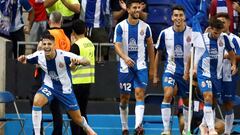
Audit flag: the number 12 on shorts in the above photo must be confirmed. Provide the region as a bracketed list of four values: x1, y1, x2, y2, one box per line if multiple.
[120, 83, 131, 91]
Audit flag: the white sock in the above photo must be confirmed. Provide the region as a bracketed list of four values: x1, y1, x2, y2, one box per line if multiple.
[32, 106, 42, 135]
[135, 101, 145, 129]
[119, 103, 129, 130]
[183, 105, 189, 132]
[161, 102, 171, 131]
[203, 104, 214, 130]
[224, 110, 234, 134]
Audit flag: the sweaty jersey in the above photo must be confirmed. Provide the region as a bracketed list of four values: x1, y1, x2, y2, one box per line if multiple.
[26, 49, 83, 94]
[155, 26, 192, 75]
[114, 19, 152, 73]
[223, 33, 240, 82]
[203, 32, 233, 79]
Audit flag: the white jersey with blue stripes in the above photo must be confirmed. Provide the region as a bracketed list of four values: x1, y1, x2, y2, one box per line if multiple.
[114, 19, 152, 73]
[223, 33, 240, 81]
[203, 32, 233, 79]
[155, 26, 192, 75]
[26, 49, 83, 94]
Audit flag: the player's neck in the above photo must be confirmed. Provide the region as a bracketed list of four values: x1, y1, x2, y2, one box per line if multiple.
[127, 17, 139, 25]
[173, 25, 185, 32]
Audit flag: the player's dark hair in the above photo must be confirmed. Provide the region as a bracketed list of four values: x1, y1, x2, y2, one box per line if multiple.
[72, 19, 85, 35]
[126, 0, 141, 8]
[42, 33, 55, 41]
[172, 5, 185, 13]
[209, 16, 224, 30]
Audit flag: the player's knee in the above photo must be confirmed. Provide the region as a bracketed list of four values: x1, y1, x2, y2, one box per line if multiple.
[135, 92, 144, 100]
[33, 94, 47, 107]
[120, 94, 130, 103]
[203, 92, 213, 103]
[120, 103, 128, 110]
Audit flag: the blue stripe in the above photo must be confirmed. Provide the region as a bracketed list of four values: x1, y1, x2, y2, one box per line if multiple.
[225, 110, 233, 115]
[209, 39, 218, 78]
[128, 21, 139, 61]
[46, 57, 62, 89]
[174, 30, 184, 74]
[32, 106, 42, 111]
[161, 103, 171, 108]
[136, 101, 144, 106]
[85, 0, 96, 27]
[64, 57, 72, 84]
[232, 38, 240, 55]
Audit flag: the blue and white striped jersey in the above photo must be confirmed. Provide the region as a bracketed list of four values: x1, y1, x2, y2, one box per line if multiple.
[203, 32, 233, 79]
[222, 33, 240, 81]
[155, 26, 192, 75]
[114, 19, 152, 73]
[80, 0, 110, 28]
[26, 49, 83, 94]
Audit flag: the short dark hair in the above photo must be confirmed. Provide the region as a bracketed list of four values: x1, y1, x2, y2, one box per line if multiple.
[72, 19, 85, 35]
[172, 5, 185, 13]
[216, 12, 230, 20]
[126, 0, 141, 8]
[209, 16, 224, 30]
[41, 34, 55, 41]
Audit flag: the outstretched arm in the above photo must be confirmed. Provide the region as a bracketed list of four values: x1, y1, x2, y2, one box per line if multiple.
[146, 37, 154, 81]
[17, 55, 27, 64]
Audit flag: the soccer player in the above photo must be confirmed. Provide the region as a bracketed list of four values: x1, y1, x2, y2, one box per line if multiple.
[216, 12, 240, 135]
[17, 34, 97, 135]
[197, 17, 237, 135]
[153, 5, 192, 135]
[113, 0, 154, 134]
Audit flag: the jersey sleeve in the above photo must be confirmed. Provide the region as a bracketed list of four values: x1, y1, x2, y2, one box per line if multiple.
[145, 25, 152, 39]
[223, 35, 234, 52]
[26, 51, 40, 64]
[232, 37, 240, 55]
[113, 24, 123, 43]
[155, 31, 165, 50]
[64, 51, 83, 65]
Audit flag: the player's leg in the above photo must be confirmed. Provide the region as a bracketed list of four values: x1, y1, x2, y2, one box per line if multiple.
[133, 69, 148, 135]
[68, 110, 96, 135]
[222, 77, 236, 135]
[161, 73, 175, 135]
[118, 71, 133, 134]
[198, 78, 216, 135]
[32, 86, 52, 135]
[176, 74, 190, 134]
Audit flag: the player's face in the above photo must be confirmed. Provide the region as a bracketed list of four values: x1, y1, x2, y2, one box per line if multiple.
[127, 3, 141, 20]
[42, 39, 55, 59]
[210, 27, 222, 39]
[217, 17, 230, 33]
[172, 10, 185, 27]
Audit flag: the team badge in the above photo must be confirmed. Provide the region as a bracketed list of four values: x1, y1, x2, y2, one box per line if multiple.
[201, 81, 206, 87]
[186, 36, 191, 43]
[219, 40, 223, 47]
[140, 29, 144, 36]
[59, 62, 64, 68]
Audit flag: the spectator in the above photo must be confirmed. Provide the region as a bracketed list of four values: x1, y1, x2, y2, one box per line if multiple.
[175, 0, 211, 32]
[210, 0, 240, 35]
[70, 19, 95, 135]
[80, 0, 110, 60]
[44, 0, 81, 38]
[0, 0, 34, 58]
[28, 0, 48, 46]
[114, 0, 154, 134]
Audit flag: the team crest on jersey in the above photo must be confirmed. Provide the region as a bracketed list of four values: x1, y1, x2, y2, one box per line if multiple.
[219, 40, 223, 47]
[140, 29, 144, 36]
[186, 36, 191, 43]
[59, 62, 64, 68]
[201, 81, 206, 87]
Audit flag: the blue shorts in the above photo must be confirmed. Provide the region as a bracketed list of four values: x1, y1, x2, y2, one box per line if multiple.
[118, 68, 148, 93]
[211, 78, 222, 98]
[37, 85, 79, 111]
[197, 76, 212, 93]
[222, 75, 238, 102]
[162, 73, 189, 98]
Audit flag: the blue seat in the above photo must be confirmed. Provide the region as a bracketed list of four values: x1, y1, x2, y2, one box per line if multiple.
[147, 5, 172, 24]
[147, 0, 175, 5]
[0, 91, 26, 135]
[149, 24, 169, 43]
